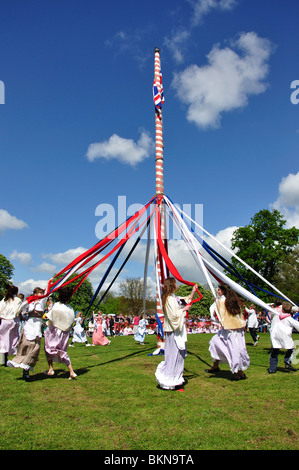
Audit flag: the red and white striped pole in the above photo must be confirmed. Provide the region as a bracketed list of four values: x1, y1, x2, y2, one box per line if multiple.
[154, 48, 167, 349]
[154, 47, 164, 196]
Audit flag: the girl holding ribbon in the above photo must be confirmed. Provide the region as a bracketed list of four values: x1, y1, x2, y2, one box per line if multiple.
[155, 277, 197, 391]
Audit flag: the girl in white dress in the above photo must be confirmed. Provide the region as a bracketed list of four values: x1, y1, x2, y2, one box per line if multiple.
[0, 285, 22, 365]
[134, 313, 148, 345]
[70, 313, 90, 346]
[155, 278, 197, 391]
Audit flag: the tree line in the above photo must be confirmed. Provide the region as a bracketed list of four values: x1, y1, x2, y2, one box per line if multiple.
[1, 209, 298, 313]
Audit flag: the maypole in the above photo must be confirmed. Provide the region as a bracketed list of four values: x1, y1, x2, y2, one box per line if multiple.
[153, 47, 168, 350]
[154, 47, 164, 197]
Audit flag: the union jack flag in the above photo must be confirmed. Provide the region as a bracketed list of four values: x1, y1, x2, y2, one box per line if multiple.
[153, 70, 165, 113]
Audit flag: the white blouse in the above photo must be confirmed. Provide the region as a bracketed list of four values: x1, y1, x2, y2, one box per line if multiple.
[0, 297, 22, 320]
[270, 315, 299, 349]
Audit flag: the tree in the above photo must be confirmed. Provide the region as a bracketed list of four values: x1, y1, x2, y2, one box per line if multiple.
[273, 245, 299, 305]
[0, 254, 14, 300]
[118, 277, 154, 316]
[230, 209, 299, 301]
[97, 292, 122, 316]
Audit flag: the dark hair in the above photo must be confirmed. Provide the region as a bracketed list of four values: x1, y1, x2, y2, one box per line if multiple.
[4, 285, 18, 301]
[58, 287, 73, 304]
[33, 287, 44, 295]
[218, 284, 241, 316]
[161, 277, 177, 310]
[282, 302, 292, 314]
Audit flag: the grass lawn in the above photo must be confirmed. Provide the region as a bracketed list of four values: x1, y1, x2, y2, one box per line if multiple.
[0, 332, 298, 451]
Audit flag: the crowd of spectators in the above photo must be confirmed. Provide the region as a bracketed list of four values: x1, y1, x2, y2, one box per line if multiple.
[84, 308, 275, 337]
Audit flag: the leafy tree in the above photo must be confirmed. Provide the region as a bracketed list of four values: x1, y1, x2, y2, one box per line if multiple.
[176, 282, 214, 317]
[274, 245, 299, 305]
[0, 254, 14, 300]
[230, 209, 299, 301]
[97, 292, 122, 316]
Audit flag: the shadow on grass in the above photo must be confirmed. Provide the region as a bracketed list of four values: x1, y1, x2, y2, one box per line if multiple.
[32, 345, 156, 381]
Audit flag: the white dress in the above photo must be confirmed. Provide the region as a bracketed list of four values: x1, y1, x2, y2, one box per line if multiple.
[134, 318, 148, 343]
[245, 308, 259, 329]
[155, 295, 188, 390]
[72, 316, 87, 343]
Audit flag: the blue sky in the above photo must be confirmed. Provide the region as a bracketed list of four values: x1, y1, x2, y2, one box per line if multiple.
[0, 0, 298, 297]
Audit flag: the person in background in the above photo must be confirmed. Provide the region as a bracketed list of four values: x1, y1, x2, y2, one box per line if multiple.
[133, 314, 139, 335]
[0, 285, 22, 366]
[108, 314, 115, 336]
[245, 304, 260, 346]
[134, 311, 148, 345]
[70, 312, 91, 347]
[92, 312, 111, 346]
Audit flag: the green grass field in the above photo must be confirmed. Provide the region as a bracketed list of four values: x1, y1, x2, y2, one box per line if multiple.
[1, 332, 298, 450]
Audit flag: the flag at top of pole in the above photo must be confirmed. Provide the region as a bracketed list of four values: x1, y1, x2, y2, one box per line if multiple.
[153, 47, 165, 116]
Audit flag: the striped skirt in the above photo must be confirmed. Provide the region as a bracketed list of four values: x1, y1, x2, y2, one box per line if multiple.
[7, 329, 41, 371]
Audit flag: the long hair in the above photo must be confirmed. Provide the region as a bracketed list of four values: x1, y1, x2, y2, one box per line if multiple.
[58, 287, 73, 305]
[161, 277, 177, 310]
[218, 284, 241, 316]
[4, 285, 18, 301]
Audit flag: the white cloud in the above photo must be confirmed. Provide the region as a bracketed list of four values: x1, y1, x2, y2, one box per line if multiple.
[43, 247, 88, 266]
[31, 262, 57, 274]
[164, 29, 191, 65]
[86, 130, 154, 167]
[0, 209, 28, 233]
[10, 250, 32, 265]
[172, 32, 273, 129]
[160, 224, 239, 286]
[271, 171, 299, 229]
[17, 279, 48, 297]
[164, 0, 239, 63]
[276, 171, 299, 208]
[190, 0, 238, 26]
[204, 226, 238, 260]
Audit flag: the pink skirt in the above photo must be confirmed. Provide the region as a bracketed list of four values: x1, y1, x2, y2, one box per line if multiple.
[92, 324, 110, 346]
[44, 324, 71, 365]
[209, 328, 250, 374]
[0, 318, 20, 355]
